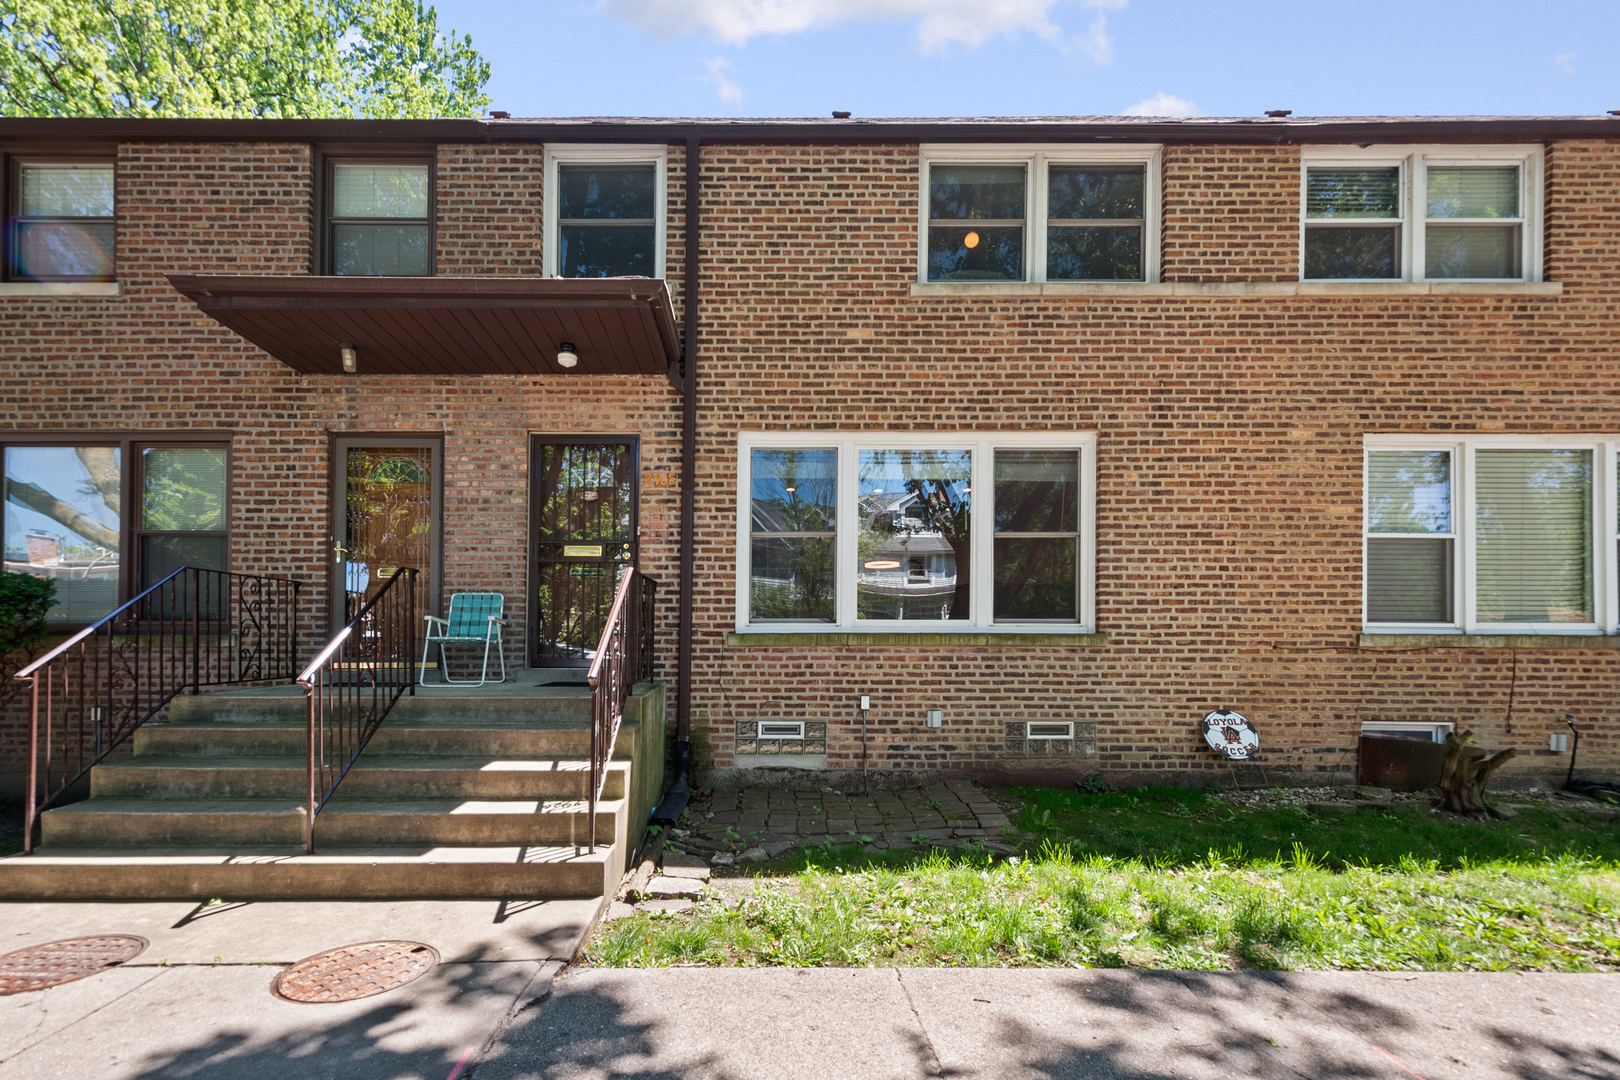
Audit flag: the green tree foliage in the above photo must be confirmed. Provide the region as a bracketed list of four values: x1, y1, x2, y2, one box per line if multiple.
[0, 0, 490, 118]
[1, 571, 55, 710]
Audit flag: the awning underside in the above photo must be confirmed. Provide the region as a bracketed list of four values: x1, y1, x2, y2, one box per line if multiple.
[168, 275, 681, 378]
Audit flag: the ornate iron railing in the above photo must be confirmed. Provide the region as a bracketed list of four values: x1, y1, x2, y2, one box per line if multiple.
[586, 569, 657, 854]
[299, 567, 417, 854]
[14, 567, 303, 854]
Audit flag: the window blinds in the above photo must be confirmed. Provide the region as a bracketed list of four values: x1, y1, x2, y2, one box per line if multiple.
[1474, 449, 1592, 624]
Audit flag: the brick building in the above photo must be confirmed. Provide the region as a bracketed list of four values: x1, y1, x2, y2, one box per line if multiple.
[4, 113, 1618, 797]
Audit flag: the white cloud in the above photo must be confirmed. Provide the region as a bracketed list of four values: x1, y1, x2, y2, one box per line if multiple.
[601, 0, 1127, 57]
[1553, 51, 1577, 76]
[705, 56, 745, 105]
[1123, 92, 1199, 118]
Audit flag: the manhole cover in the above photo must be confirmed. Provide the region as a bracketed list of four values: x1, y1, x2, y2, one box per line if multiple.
[271, 941, 439, 1003]
[0, 935, 148, 996]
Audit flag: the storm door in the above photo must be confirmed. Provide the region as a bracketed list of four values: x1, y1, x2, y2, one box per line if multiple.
[331, 437, 441, 633]
[530, 438, 637, 666]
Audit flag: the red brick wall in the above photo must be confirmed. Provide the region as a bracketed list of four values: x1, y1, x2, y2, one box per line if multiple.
[689, 139, 1620, 785]
[1160, 144, 1299, 282]
[4, 134, 1619, 792]
[0, 141, 686, 780]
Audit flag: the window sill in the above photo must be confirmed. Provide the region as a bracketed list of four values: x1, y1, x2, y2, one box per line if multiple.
[0, 281, 123, 298]
[726, 630, 1108, 648]
[908, 281, 1562, 299]
[1360, 632, 1620, 649]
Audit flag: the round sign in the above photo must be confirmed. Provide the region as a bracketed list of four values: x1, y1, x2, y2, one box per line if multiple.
[1202, 709, 1259, 760]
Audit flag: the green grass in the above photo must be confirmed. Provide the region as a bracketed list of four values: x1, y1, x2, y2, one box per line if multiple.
[1008, 785, 1620, 869]
[593, 786, 1620, 972]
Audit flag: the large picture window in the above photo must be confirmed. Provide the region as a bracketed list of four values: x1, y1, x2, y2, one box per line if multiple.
[1302, 146, 1542, 283]
[3, 438, 229, 625]
[919, 145, 1160, 284]
[1364, 437, 1614, 634]
[737, 433, 1096, 633]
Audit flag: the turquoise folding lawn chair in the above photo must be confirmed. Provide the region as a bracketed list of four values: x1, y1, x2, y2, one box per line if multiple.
[420, 592, 507, 686]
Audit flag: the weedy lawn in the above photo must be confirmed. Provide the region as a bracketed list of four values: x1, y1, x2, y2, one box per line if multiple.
[593, 786, 1620, 972]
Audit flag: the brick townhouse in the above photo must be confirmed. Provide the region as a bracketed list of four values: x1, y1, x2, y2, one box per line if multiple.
[4, 112, 1619, 801]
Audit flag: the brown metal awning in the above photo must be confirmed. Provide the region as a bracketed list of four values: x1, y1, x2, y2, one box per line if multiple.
[167, 275, 681, 378]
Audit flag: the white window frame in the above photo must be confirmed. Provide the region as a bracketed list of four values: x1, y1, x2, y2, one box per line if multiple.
[542, 144, 668, 279]
[1363, 434, 1617, 635]
[1302, 146, 1543, 284]
[917, 144, 1162, 285]
[736, 430, 1098, 634]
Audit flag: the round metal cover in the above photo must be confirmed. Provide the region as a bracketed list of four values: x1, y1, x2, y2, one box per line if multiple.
[271, 941, 439, 1004]
[0, 935, 148, 996]
[1202, 709, 1260, 760]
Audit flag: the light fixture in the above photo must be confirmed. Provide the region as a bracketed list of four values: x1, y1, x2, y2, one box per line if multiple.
[339, 342, 358, 373]
[963, 231, 980, 249]
[872, 488, 884, 494]
[784, 486, 796, 494]
[864, 560, 901, 570]
[556, 341, 578, 369]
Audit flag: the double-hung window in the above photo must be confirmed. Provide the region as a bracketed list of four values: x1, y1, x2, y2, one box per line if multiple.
[3, 438, 229, 626]
[543, 145, 666, 278]
[6, 160, 116, 282]
[325, 160, 432, 276]
[1302, 147, 1542, 282]
[1364, 436, 1620, 634]
[919, 145, 1161, 284]
[738, 432, 1096, 633]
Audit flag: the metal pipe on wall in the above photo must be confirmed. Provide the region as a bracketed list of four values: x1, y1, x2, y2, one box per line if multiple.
[673, 137, 700, 782]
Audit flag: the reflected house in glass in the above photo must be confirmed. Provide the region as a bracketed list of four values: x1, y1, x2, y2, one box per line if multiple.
[857, 491, 960, 621]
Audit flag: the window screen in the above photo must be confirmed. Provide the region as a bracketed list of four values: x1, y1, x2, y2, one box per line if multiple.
[749, 449, 836, 622]
[557, 164, 657, 278]
[1304, 167, 1401, 280]
[927, 165, 1026, 282]
[1046, 166, 1144, 281]
[994, 448, 1080, 620]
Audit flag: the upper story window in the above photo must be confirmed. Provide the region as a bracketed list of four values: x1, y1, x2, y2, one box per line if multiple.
[326, 161, 432, 276]
[543, 145, 666, 278]
[6, 161, 115, 282]
[919, 145, 1161, 284]
[1302, 146, 1542, 282]
[1364, 436, 1616, 635]
[737, 431, 1097, 633]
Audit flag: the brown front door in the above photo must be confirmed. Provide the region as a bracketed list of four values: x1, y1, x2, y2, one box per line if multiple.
[331, 436, 441, 632]
[529, 437, 637, 667]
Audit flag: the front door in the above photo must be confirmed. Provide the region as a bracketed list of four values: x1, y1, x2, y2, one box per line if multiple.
[331, 437, 441, 632]
[530, 437, 637, 666]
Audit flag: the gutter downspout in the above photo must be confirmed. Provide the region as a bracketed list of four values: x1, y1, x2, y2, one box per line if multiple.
[656, 136, 699, 822]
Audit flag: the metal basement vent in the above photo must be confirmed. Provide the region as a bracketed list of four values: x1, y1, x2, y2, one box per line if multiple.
[757, 721, 806, 740]
[1027, 722, 1074, 740]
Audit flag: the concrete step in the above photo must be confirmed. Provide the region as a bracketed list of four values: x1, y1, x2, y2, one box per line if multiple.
[168, 690, 592, 727]
[0, 845, 619, 900]
[93, 755, 630, 801]
[42, 795, 622, 847]
[135, 722, 625, 761]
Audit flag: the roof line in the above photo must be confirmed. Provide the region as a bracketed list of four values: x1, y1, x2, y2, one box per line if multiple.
[2, 115, 1618, 145]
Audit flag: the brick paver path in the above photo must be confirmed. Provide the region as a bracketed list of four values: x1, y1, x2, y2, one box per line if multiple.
[675, 780, 1014, 852]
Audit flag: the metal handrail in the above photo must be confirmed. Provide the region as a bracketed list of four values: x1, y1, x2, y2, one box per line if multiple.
[585, 569, 658, 854]
[14, 567, 303, 853]
[299, 567, 417, 854]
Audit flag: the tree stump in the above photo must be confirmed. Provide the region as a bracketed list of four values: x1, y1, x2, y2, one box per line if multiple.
[1438, 729, 1516, 814]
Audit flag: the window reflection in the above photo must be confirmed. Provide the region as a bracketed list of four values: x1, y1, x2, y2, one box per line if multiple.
[750, 449, 836, 622]
[858, 449, 971, 621]
[3, 446, 121, 622]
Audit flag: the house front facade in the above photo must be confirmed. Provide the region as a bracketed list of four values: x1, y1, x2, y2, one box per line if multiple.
[3, 113, 1618, 795]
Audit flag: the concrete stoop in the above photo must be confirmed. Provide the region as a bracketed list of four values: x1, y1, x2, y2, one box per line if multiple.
[0, 680, 669, 902]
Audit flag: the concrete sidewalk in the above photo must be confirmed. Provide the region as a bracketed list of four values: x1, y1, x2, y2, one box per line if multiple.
[4, 897, 1617, 1079]
[476, 967, 1620, 1080]
[0, 897, 599, 1080]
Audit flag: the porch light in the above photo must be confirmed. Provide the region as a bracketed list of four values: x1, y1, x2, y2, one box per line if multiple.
[557, 342, 578, 369]
[340, 342, 358, 373]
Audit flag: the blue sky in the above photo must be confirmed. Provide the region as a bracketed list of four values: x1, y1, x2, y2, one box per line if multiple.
[431, 1, 1619, 120]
